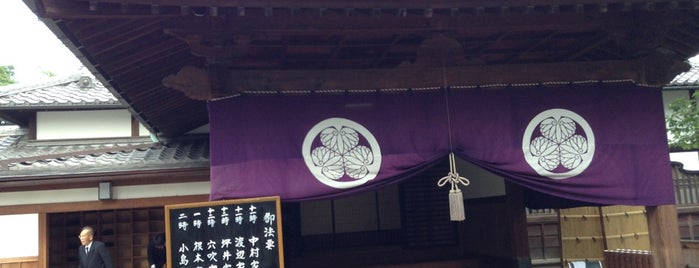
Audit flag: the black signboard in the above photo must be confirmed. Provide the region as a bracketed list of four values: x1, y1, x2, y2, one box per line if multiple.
[165, 196, 284, 268]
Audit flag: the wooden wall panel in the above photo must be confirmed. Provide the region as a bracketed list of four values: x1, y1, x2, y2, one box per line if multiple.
[560, 207, 605, 263]
[561, 205, 653, 266]
[601, 206, 650, 251]
[0, 256, 38, 268]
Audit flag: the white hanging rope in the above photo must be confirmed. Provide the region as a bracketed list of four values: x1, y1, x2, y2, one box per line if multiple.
[437, 153, 471, 191]
[437, 153, 470, 221]
[436, 63, 471, 222]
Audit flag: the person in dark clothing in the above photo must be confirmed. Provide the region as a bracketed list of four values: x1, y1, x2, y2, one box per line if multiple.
[148, 233, 166, 268]
[78, 226, 114, 268]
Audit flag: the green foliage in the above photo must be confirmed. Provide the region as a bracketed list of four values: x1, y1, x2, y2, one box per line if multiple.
[0, 65, 15, 86]
[666, 91, 699, 150]
[41, 70, 56, 78]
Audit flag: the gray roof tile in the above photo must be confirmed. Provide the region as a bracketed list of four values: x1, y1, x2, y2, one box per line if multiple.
[669, 56, 699, 87]
[0, 133, 210, 178]
[0, 74, 121, 108]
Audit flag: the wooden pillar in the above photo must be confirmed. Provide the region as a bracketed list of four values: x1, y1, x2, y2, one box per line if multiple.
[131, 117, 140, 137]
[646, 205, 683, 268]
[461, 181, 532, 267]
[39, 212, 47, 268]
[505, 182, 533, 268]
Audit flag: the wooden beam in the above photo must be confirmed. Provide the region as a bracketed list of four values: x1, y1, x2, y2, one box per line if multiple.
[226, 60, 647, 93]
[38, 0, 699, 15]
[0, 194, 209, 215]
[39, 0, 699, 22]
[0, 167, 209, 192]
[646, 205, 683, 268]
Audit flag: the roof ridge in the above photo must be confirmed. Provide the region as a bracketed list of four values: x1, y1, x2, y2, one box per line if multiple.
[0, 74, 84, 98]
[0, 73, 121, 108]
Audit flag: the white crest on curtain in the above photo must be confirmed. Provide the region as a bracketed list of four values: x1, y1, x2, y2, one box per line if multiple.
[522, 108, 595, 179]
[302, 117, 382, 188]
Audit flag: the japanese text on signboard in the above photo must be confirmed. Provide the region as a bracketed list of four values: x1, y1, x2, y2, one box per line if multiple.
[166, 197, 283, 268]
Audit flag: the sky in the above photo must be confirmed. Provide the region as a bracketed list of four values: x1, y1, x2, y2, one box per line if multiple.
[0, 0, 84, 83]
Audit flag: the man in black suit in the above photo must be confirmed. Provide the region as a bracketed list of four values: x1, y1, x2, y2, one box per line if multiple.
[78, 226, 114, 268]
[147, 233, 166, 268]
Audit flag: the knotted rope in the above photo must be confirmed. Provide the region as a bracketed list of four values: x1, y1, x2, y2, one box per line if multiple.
[437, 153, 471, 191]
[436, 62, 470, 221]
[437, 153, 470, 221]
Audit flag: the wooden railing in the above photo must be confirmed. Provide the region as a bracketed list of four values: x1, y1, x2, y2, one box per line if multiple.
[683, 240, 699, 268]
[673, 162, 699, 206]
[0, 256, 38, 268]
[527, 208, 556, 216]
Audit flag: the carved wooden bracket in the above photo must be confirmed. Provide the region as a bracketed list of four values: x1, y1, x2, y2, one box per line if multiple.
[162, 66, 211, 100]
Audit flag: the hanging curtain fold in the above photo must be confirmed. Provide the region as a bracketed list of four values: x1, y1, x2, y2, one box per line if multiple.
[208, 82, 675, 207]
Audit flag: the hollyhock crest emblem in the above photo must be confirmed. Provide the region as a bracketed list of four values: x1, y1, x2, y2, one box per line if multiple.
[522, 109, 595, 179]
[302, 118, 382, 188]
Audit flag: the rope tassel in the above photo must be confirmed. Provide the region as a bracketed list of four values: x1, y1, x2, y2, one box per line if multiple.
[438, 153, 470, 221]
[448, 189, 465, 221]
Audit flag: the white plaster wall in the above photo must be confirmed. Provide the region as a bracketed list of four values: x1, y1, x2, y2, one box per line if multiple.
[138, 123, 150, 137]
[0, 214, 38, 258]
[36, 109, 132, 140]
[0, 181, 210, 207]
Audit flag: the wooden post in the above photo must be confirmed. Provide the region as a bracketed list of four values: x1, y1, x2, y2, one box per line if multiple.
[646, 205, 683, 268]
[39, 212, 47, 268]
[505, 182, 533, 268]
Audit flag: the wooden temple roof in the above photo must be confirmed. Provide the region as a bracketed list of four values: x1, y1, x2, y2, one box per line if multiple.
[23, 0, 699, 138]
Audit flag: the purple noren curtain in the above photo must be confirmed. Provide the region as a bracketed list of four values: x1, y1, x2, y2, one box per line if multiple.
[208, 82, 675, 207]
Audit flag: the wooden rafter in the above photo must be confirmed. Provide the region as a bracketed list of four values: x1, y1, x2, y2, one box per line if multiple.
[38, 0, 699, 19]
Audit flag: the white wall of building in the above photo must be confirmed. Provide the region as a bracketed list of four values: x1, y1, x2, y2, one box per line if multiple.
[0, 214, 38, 258]
[0, 182, 210, 207]
[0, 182, 209, 259]
[138, 123, 150, 137]
[37, 109, 137, 140]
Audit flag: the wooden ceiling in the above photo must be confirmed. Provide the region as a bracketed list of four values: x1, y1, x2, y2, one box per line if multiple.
[26, 0, 699, 138]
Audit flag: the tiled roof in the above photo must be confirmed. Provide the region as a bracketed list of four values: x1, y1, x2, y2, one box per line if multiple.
[0, 73, 209, 179]
[0, 73, 121, 108]
[0, 133, 210, 178]
[0, 135, 21, 151]
[669, 55, 699, 87]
